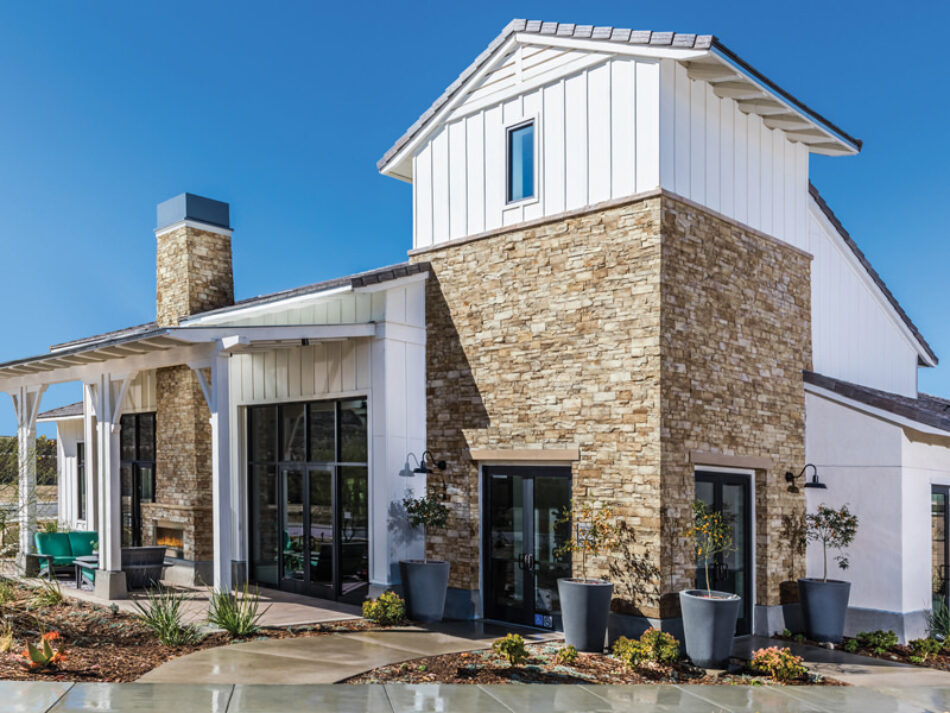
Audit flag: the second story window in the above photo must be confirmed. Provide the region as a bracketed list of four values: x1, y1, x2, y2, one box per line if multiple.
[507, 121, 535, 203]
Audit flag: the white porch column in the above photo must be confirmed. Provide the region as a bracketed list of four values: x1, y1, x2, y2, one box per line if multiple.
[87, 372, 135, 599]
[82, 384, 98, 530]
[11, 385, 46, 572]
[193, 353, 232, 593]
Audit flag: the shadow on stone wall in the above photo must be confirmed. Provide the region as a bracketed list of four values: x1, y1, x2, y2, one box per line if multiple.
[609, 520, 662, 618]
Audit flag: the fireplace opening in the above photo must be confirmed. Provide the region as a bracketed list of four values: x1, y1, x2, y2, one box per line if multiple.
[154, 522, 184, 559]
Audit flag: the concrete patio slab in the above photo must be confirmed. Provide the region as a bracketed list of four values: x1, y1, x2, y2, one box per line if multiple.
[227, 683, 391, 713]
[0, 681, 73, 713]
[47, 683, 233, 713]
[384, 684, 513, 713]
[779, 684, 947, 713]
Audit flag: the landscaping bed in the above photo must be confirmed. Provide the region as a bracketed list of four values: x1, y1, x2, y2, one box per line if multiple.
[345, 641, 844, 686]
[0, 577, 380, 682]
[777, 629, 950, 671]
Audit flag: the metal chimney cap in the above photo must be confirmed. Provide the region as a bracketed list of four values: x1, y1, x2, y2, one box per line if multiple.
[157, 193, 230, 231]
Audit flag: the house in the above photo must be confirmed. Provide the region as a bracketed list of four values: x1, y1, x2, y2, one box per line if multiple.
[6, 19, 945, 640]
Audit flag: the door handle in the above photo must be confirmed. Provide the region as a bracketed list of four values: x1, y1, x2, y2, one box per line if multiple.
[517, 553, 525, 570]
[524, 553, 535, 571]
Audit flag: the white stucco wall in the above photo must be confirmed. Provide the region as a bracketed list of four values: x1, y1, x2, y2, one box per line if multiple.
[53, 419, 84, 530]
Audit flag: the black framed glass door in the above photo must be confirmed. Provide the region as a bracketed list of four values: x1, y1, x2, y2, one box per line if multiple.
[933, 486, 949, 611]
[120, 413, 156, 547]
[695, 471, 753, 635]
[248, 398, 368, 603]
[483, 466, 571, 629]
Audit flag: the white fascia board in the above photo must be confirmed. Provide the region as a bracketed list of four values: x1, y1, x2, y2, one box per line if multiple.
[808, 199, 934, 367]
[37, 414, 83, 424]
[806, 382, 950, 437]
[169, 324, 377, 343]
[154, 219, 233, 238]
[353, 271, 429, 294]
[516, 34, 708, 61]
[178, 285, 352, 326]
[708, 47, 858, 155]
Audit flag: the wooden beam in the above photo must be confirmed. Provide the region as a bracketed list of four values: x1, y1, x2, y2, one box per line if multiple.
[711, 81, 764, 100]
[763, 116, 813, 131]
[736, 99, 787, 115]
[685, 62, 737, 82]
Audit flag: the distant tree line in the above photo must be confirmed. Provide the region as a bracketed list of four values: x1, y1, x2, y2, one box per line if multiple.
[0, 435, 57, 485]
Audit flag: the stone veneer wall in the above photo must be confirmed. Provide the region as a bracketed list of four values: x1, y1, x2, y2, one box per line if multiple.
[410, 191, 811, 620]
[148, 223, 233, 565]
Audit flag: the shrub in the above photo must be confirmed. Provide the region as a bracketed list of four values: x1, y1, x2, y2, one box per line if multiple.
[639, 628, 681, 664]
[612, 636, 648, 669]
[910, 637, 942, 662]
[208, 583, 267, 637]
[842, 638, 860, 654]
[402, 494, 449, 563]
[928, 599, 950, 642]
[749, 646, 808, 682]
[133, 586, 200, 646]
[554, 502, 621, 581]
[554, 645, 578, 665]
[804, 504, 858, 581]
[686, 500, 735, 597]
[30, 579, 63, 608]
[18, 631, 66, 671]
[0, 620, 14, 653]
[492, 633, 528, 666]
[855, 630, 898, 655]
[0, 578, 17, 605]
[362, 590, 406, 625]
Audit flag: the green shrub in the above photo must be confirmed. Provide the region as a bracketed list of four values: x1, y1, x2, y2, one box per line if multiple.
[362, 590, 406, 625]
[208, 583, 267, 637]
[639, 628, 681, 664]
[856, 630, 898, 655]
[842, 638, 860, 654]
[554, 645, 578, 665]
[749, 646, 808, 682]
[612, 636, 648, 669]
[30, 579, 63, 608]
[133, 586, 200, 646]
[909, 637, 942, 662]
[0, 578, 17, 605]
[928, 600, 950, 642]
[492, 633, 528, 666]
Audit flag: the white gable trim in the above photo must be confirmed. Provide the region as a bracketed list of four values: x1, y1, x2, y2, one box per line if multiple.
[806, 382, 950, 437]
[808, 197, 934, 367]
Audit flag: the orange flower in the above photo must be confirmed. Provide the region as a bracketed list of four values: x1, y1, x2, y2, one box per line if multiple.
[42, 631, 60, 641]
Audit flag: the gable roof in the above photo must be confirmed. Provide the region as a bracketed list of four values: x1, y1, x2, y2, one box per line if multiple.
[808, 184, 937, 366]
[378, 18, 861, 177]
[37, 401, 83, 422]
[805, 371, 950, 434]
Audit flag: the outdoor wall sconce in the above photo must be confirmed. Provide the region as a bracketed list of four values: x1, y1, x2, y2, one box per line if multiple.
[412, 450, 447, 475]
[785, 463, 826, 492]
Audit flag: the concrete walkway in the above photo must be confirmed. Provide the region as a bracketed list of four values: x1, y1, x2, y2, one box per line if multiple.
[140, 621, 558, 684]
[7, 681, 950, 712]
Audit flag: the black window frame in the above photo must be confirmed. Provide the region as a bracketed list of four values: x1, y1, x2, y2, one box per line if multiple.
[119, 412, 156, 547]
[76, 441, 86, 522]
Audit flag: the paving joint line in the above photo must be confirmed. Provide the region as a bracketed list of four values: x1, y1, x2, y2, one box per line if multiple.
[43, 682, 74, 713]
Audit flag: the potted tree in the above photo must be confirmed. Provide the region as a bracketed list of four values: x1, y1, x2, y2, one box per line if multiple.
[680, 500, 741, 669]
[798, 503, 858, 643]
[399, 492, 450, 623]
[556, 502, 620, 652]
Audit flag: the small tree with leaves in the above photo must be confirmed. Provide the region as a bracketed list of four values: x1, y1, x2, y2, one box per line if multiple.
[805, 504, 858, 582]
[685, 500, 734, 598]
[555, 502, 620, 582]
[402, 491, 449, 564]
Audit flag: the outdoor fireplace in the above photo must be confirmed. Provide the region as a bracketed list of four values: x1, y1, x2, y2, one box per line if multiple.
[154, 522, 184, 559]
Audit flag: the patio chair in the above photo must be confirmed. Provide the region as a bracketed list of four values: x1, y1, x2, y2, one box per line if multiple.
[121, 546, 166, 589]
[33, 531, 99, 580]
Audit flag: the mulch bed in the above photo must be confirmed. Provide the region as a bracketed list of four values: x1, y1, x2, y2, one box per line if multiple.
[0, 578, 381, 682]
[776, 632, 950, 672]
[345, 643, 843, 686]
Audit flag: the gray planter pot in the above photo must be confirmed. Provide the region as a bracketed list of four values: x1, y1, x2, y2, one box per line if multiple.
[399, 560, 449, 623]
[798, 578, 850, 643]
[679, 589, 741, 669]
[557, 578, 613, 652]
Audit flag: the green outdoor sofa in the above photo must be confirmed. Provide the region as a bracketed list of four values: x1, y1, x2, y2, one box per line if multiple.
[33, 531, 98, 580]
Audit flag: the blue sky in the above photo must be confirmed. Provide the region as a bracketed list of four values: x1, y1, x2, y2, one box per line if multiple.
[0, 2, 947, 436]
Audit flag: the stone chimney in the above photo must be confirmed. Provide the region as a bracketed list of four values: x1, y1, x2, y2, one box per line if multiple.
[155, 193, 234, 326]
[146, 193, 233, 584]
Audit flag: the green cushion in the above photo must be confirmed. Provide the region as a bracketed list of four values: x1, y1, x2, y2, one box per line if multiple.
[78, 564, 96, 583]
[67, 531, 97, 557]
[50, 555, 75, 566]
[34, 532, 72, 558]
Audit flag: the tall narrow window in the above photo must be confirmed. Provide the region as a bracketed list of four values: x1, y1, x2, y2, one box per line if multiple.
[507, 122, 535, 203]
[76, 442, 86, 521]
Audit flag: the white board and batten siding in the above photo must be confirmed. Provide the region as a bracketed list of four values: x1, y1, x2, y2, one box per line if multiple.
[413, 51, 662, 249]
[659, 60, 810, 251]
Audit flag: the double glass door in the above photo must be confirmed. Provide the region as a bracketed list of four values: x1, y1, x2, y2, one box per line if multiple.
[695, 472, 753, 635]
[933, 486, 949, 611]
[483, 466, 571, 629]
[248, 399, 369, 603]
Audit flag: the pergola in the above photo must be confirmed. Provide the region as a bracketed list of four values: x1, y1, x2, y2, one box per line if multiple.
[0, 322, 375, 596]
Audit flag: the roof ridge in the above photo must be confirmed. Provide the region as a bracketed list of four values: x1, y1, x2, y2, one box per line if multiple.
[808, 183, 937, 365]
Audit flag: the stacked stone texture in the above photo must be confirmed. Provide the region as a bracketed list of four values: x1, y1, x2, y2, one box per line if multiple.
[147, 224, 233, 561]
[411, 192, 810, 620]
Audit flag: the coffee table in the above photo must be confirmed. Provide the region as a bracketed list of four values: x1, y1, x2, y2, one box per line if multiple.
[74, 555, 98, 590]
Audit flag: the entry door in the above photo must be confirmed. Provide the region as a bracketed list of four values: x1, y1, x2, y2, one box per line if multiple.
[694, 472, 753, 635]
[933, 486, 949, 611]
[483, 466, 572, 629]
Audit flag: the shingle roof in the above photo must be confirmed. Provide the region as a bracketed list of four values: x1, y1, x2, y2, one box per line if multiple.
[377, 18, 861, 172]
[808, 184, 937, 366]
[46, 262, 429, 351]
[804, 371, 950, 433]
[37, 401, 83, 421]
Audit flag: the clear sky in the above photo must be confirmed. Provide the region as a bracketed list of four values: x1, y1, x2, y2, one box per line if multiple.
[0, 1, 947, 436]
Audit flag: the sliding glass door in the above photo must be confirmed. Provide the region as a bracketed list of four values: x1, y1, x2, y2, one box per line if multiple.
[248, 398, 369, 603]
